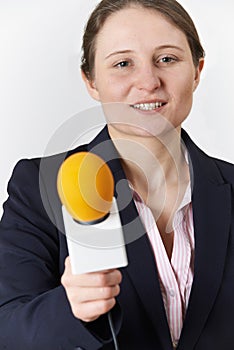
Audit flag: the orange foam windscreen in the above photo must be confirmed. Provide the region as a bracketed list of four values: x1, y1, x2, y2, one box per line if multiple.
[57, 152, 114, 223]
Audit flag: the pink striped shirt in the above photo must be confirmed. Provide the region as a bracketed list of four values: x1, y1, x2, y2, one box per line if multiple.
[132, 184, 194, 349]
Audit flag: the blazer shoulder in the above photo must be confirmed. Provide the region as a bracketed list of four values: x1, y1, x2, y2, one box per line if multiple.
[2, 143, 89, 226]
[6, 142, 89, 193]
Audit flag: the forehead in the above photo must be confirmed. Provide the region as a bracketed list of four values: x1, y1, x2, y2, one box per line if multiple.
[95, 6, 189, 53]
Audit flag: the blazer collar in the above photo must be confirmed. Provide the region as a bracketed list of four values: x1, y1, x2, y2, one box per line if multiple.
[87, 125, 122, 175]
[181, 129, 227, 185]
[87, 126, 232, 349]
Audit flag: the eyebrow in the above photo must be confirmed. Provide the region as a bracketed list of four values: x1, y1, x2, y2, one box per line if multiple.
[157, 44, 185, 52]
[105, 45, 185, 60]
[105, 50, 133, 60]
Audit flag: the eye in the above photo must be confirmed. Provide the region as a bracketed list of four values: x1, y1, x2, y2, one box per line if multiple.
[114, 60, 130, 68]
[157, 55, 177, 64]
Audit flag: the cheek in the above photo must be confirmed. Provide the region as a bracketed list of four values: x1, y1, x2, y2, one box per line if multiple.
[168, 71, 195, 125]
[173, 71, 195, 105]
[96, 76, 131, 102]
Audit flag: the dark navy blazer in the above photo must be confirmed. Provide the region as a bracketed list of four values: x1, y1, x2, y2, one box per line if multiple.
[0, 127, 234, 350]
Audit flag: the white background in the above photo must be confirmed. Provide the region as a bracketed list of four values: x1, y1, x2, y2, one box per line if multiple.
[1, 0, 234, 216]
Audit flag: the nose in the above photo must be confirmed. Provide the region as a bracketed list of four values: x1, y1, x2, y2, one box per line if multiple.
[134, 64, 161, 91]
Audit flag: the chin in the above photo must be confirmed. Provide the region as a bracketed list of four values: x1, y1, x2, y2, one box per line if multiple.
[107, 122, 173, 140]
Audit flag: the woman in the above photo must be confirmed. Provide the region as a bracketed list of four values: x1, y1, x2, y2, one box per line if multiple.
[0, 0, 233, 349]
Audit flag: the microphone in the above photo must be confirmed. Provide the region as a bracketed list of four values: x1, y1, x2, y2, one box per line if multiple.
[57, 151, 128, 274]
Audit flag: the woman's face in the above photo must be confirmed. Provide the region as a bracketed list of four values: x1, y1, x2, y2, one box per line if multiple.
[83, 6, 204, 135]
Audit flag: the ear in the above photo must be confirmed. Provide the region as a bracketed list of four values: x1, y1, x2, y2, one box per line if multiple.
[193, 58, 205, 92]
[81, 69, 100, 101]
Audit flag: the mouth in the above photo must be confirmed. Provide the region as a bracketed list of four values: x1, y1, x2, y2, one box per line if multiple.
[130, 101, 166, 111]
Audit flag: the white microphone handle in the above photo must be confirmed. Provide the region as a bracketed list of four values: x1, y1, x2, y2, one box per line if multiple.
[62, 197, 128, 274]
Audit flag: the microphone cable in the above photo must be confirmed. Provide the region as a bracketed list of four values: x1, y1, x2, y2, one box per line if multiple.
[108, 311, 119, 350]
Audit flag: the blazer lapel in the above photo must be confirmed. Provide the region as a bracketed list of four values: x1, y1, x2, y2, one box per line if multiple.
[124, 236, 173, 349]
[116, 168, 173, 349]
[178, 131, 232, 349]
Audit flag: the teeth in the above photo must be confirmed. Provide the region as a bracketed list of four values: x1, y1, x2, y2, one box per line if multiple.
[132, 102, 163, 110]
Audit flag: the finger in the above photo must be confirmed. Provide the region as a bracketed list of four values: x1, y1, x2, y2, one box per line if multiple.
[71, 298, 116, 322]
[64, 256, 72, 272]
[76, 269, 122, 287]
[71, 284, 120, 303]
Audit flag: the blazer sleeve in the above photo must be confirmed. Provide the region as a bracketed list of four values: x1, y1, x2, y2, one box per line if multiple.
[0, 159, 119, 350]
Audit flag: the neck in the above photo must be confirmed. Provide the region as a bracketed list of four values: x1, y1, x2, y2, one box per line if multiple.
[108, 124, 187, 188]
[108, 124, 190, 228]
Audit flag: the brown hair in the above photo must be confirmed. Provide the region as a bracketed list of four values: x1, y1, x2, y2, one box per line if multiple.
[81, 0, 205, 79]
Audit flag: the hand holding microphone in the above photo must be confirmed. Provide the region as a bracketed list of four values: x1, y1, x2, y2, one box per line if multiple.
[61, 257, 122, 322]
[58, 152, 127, 328]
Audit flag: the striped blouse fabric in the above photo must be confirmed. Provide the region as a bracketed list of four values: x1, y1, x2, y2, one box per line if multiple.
[132, 184, 194, 349]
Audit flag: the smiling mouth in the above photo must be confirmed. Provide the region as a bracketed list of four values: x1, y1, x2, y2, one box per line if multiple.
[130, 102, 166, 111]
